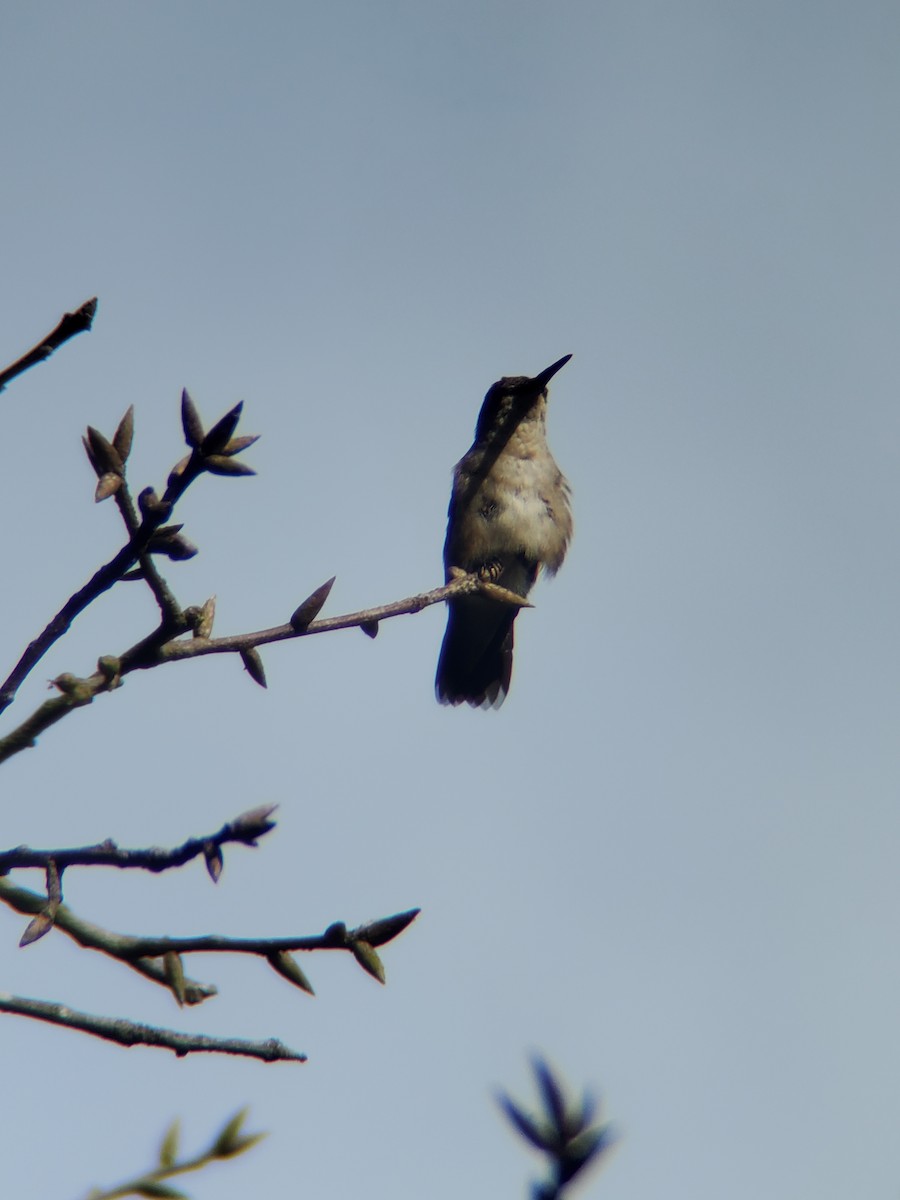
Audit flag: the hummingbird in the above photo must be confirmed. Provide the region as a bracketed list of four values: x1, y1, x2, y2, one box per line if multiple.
[435, 354, 573, 708]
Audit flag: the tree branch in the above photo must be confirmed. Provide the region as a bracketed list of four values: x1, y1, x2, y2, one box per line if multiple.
[0, 872, 419, 997]
[0, 572, 528, 765]
[0, 396, 257, 717]
[0, 804, 277, 878]
[0, 877, 218, 1003]
[0, 992, 305, 1061]
[0, 298, 98, 394]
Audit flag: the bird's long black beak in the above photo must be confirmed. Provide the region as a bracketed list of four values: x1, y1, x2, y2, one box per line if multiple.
[532, 354, 572, 391]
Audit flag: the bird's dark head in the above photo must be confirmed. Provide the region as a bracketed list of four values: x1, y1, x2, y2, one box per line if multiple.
[474, 354, 571, 444]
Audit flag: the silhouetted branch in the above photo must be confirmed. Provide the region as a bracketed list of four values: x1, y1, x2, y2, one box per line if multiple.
[0, 803, 277, 878]
[0, 298, 97, 394]
[0, 871, 419, 1000]
[0, 394, 257, 718]
[0, 992, 305, 1061]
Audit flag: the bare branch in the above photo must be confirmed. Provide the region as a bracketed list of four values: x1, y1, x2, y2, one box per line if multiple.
[0, 992, 305, 1062]
[0, 804, 277, 875]
[0, 877, 218, 1003]
[0, 571, 519, 765]
[0, 874, 419, 995]
[0, 298, 97, 394]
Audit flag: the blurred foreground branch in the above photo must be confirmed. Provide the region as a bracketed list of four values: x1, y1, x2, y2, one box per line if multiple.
[78, 1109, 265, 1200]
[498, 1059, 616, 1199]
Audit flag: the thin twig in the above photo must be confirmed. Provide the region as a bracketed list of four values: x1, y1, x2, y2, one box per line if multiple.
[110, 468, 183, 626]
[0, 874, 418, 995]
[0, 992, 305, 1061]
[0, 298, 97, 394]
[0, 878, 218, 1003]
[0, 804, 277, 875]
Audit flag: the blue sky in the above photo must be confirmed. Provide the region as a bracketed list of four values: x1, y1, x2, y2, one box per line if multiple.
[3, 3, 900, 1197]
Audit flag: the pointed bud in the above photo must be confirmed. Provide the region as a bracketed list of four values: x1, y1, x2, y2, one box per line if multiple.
[352, 908, 420, 947]
[19, 910, 55, 947]
[267, 950, 315, 995]
[203, 841, 224, 883]
[240, 648, 267, 688]
[290, 577, 336, 631]
[201, 402, 243, 455]
[181, 389, 204, 448]
[163, 950, 186, 1006]
[86, 425, 124, 475]
[194, 595, 216, 639]
[113, 405, 135, 463]
[204, 455, 256, 477]
[360, 620, 379, 639]
[349, 939, 386, 984]
[82, 434, 103, 477]
[220, 434, 260, 456]
[229, 803, 278, 841]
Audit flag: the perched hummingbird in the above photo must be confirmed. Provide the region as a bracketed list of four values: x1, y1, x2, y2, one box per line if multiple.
[435, 355, 573, 708]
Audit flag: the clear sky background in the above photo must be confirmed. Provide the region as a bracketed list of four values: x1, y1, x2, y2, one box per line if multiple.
[3, 3, 900, 1198]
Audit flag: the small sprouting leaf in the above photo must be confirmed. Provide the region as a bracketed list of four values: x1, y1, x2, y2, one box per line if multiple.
[158, 1119, 180, 1168]
[349, 939, 385, 984]
[290, 577, 336, 631]
[352, 908, 420, 947]
[201, 401, 243, 455]
[113, 405, 135, 463]
[240, 647, 267, 688]
[267, 950, 315, 995]
[181, 389, 204, 448]
[203, 841, 224, 883]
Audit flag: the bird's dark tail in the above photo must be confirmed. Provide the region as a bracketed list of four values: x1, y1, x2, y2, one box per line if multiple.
[435, 595, 516, 709]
